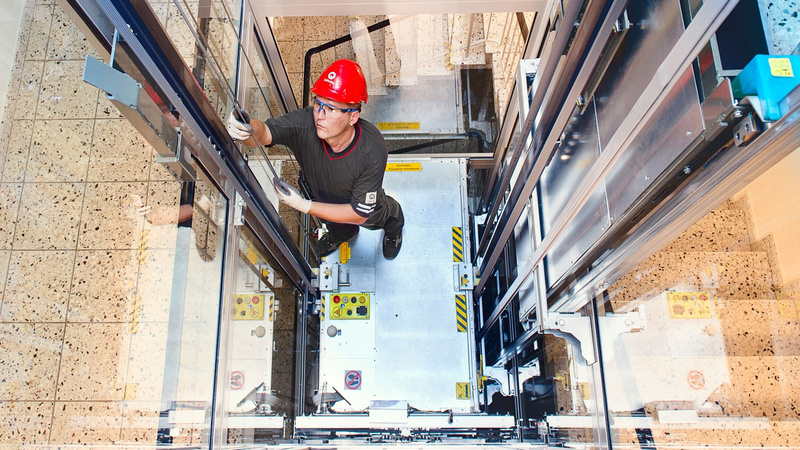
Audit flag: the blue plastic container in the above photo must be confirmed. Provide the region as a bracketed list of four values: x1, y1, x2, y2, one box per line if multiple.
[732, 54, 800, 121]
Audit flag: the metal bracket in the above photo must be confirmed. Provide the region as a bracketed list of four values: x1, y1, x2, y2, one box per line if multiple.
[318, 262, 340, 292]
[733, 110, 762, 147]
[233, 195, 245, 226]
[483, 361, 540, 397]
[453, 263, 473, 290]
[483, 366, 511, 396]
[82, 55, 195, 181]
[544, 311, 642, 365]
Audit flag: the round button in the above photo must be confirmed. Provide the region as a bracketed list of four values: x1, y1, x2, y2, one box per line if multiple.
[359, 296, 366, 303]
[240, 310, 246, 317]
[236, 297, 243, 304]
[245, 297, 251, 304]
[347, 310, 353, 316]
[333, 295, 340, 303]
[252, 296, 260, 304]
[350, 297, 356, 304]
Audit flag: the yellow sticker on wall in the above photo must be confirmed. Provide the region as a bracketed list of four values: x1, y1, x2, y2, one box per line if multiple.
[456, 382, 471, 399]
[667, 291, 713, 319]
[386, 162, 422, 172]
[769, 57, 794, 77]
[378, 121, 420, 130]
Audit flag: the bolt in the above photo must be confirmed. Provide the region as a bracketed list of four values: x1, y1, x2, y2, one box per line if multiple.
[683, 166, 691, 175]
[733, 109, 743, 118]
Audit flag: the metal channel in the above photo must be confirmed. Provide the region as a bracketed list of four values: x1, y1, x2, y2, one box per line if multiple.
[474, 0, 630, 299]
[553, 85, 800, 313]
[475, 0, 587, 258]
[79, 0, 314, 291]
[476, 0, 740, 340]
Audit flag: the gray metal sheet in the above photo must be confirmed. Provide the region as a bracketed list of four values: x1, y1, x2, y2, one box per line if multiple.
[540, 100, 610, 284]
[594, 0, 686, 150]
[604, 67, 704, 221]
[318, 158, 477, 413]
[362, 75, 462, 137]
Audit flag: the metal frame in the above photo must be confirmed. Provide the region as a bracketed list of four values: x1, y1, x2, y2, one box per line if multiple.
[553, 84, 800, 313]
[475, 0, 741, 343]
[251, 13, 299, 113]
[64, 0, 314, 293]
[475, 0, 633, 336]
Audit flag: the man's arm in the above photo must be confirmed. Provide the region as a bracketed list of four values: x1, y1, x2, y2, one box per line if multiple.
[273, 178, 367, 225]
[308, 201, 367, 225]
[240, 119, 272, 147]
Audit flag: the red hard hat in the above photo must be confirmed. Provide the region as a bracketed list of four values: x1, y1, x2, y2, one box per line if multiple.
[311, 59, 368, 104]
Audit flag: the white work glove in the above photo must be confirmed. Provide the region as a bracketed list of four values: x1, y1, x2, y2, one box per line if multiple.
[227, 109, 254, 141]
[274, 178, 312, 213]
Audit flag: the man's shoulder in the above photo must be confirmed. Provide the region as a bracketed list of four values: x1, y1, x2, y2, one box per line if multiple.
[357, 119, 386, 146]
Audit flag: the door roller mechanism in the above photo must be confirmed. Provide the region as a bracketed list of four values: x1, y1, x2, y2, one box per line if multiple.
[327, 293, 370, 320]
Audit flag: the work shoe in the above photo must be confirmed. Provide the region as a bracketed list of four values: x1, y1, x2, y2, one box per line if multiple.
[315, 234, 342, 258]
[382, 230, 402, 259]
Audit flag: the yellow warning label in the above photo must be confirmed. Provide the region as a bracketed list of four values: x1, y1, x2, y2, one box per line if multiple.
[386, 162, 422, 172]
[247, 246, 258, 264]
[456, 382, 471, 399]
[577, 382, 590, 400]
[339, 241, 351, 264]
[378, 121, 420, 131]
[667, 291, 713, 319]
[455, 295, 468, 332]
[124, 383, 137, 400]
[478, 354, 484, 391]
[234, 293, 265, 320]
[769, 57, 794, 77]
[452, 227, 464, 262]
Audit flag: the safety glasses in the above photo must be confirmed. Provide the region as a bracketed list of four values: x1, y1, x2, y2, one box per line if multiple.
[313, 97, 359, 118]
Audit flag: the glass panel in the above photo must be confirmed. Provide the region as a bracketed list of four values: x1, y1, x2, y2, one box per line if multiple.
[0, 1, 230, 444]
[221, 226, 300, 443]
[272, 13, 533, 155]
[598, 147, 800, 448]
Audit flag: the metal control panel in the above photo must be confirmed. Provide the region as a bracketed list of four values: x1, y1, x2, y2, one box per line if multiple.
[328, 293, 371, 320]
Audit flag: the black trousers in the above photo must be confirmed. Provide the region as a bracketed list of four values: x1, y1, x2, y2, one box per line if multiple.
[324, 195, 404, 243]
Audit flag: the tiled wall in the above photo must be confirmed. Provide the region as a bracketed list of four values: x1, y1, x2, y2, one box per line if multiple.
[0, 0, 197, 444]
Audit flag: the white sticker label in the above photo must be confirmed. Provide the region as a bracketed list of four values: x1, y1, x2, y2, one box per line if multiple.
[365, 192, 377, 204]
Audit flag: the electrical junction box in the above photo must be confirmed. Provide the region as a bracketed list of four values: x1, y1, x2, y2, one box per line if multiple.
[732, 54, 800, 120]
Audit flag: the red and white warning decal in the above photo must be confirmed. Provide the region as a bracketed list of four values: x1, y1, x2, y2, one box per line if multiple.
[344, 370, 362, 390]
[687, 370, 705, 390]
[230, 371, 245, 390]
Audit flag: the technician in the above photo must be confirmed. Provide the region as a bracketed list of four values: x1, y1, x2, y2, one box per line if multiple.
[227, 59, 404, 260]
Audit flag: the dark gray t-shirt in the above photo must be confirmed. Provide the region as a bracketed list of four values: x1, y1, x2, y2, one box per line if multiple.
[265, 107, 388, 219]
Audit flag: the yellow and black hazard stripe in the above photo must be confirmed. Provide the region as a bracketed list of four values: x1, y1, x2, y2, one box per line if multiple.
[129, 295, 141, 334]
[269, 295, 275, 322]
[321, 296, 325, 321]
[452, 227, 463, 262]
[137, 229, 149, 264]
[455, 294, 467, 332]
